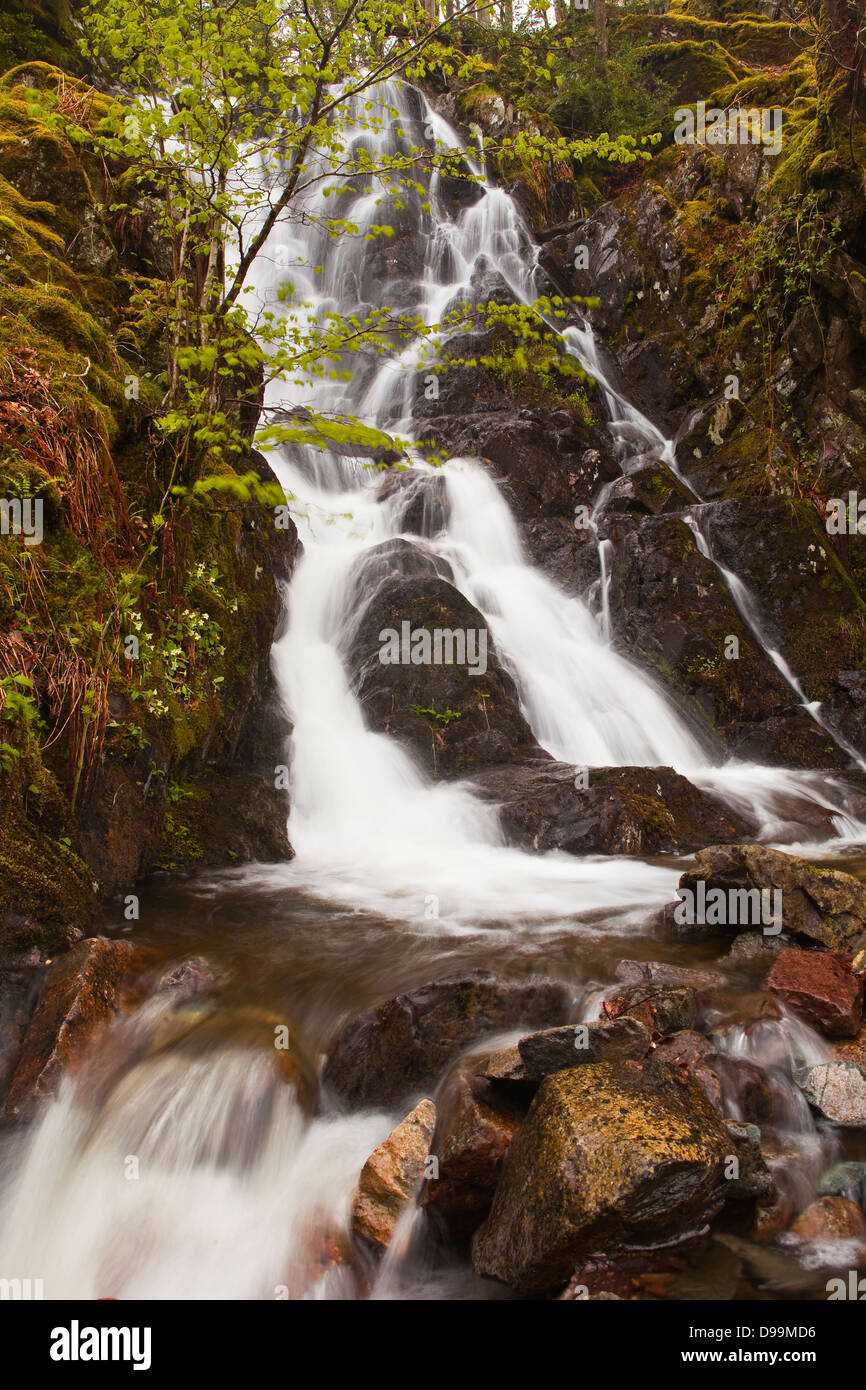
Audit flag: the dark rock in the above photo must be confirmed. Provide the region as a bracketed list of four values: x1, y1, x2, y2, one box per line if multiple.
[615, 959, 727, 990]
[671, 844, 866, 948]
[324, 973, 573, 1109]
[723, 1121, 777, 1205]
[765, 948, 864, 1037]
[652, 1029, 723, 1110]
[727, 932, 787, 963]
[421, 1060, 525, 1242]
[601, 983, 697, 1036]
[517, 1017, 650, 1077]
[472, 1060, 730, 1296]
[471, 762, 751, 856]
[0, 967, 42, 1108]
[343, 545, 540, 779]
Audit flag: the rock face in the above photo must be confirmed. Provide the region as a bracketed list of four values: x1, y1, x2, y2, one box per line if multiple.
[324, 973, 573, 1109]
[343, 540, 540, 778]
[470, 763, 753, 855]
[420, 1060, 526, 1241]
[472, 1059, 730, 1295]
[4, 938, 146, 1115]
[798, 1062, 866, 1127]
[765, 949, 864, 1037]
[351, 1099, 436, 1258]
[671, 845, 866, 949]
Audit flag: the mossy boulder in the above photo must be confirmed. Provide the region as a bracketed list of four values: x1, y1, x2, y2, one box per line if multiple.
[472, 1059, 730, 1295]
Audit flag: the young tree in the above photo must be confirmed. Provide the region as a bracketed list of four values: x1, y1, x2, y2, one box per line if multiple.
[80, 0, 643, 485]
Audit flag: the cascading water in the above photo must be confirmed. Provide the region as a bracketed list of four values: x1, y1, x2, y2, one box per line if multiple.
[2, 78, 865, 1302]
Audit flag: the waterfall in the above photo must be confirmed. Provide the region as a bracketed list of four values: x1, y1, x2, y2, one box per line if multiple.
[1, 78, 863, 1305]
[249, 77, 864, 903]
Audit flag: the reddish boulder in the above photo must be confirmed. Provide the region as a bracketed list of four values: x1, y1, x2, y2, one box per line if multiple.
[766, 948, 863, 1037]
[5, 937, 148, 1115]
[351, 1099, 437, 1257]
[421, 1059, 526, 1241]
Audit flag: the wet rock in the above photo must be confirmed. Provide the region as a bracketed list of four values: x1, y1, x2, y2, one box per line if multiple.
[753, 1191, 795, 1244]
[0, 967, 42, 1107]
[790, 1196, 866, 1242]
[831, 1019, 866, 1069]
[818, 1161, 866, 1197]
[343, 551, 541, 779]
[672, 845, 866, 950]
[652, 1030, 723, 1110]
[351, 1099, 436, 1258]
[4, 938, 147, 1115]
[601, 984, 697, 1037]
[472, 1059, 730, 1295]
[722, 1121, 777, 1205]
[477, 1046, 531, 1086]
[727, 932, 786, 963]
[615, 959, 726, 991]
[712, 1054, 776, 1126]
[151, 1005, 319, 1117]
[471, 762, 750, 856]
[517, 1017, 650, 1077]
[700, 499, 866, 765]
[765, 948, 864, 1037]
[324, 973, 572, 1109]
[421, 1061, 525, 1242]
[798, 1061, 866, 1127]
[606, 513, 801, 762]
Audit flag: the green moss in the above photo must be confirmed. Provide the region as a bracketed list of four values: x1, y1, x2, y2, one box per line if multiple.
[638, 40, 746, 102]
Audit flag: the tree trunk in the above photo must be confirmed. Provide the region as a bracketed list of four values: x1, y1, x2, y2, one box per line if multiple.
[593, 0, 609, 75]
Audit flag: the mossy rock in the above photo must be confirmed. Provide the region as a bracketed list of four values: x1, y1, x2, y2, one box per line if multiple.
[637, 40, 747, 103]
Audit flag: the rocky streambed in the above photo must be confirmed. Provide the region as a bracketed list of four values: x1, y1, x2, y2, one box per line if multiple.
[2, 841, 866, 1301]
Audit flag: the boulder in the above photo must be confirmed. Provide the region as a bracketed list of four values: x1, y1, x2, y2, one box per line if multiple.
[351, 1099, 436, 1258]
[722, 1121, 777, 1205]
[615, 959, 727, 990]
[471, 762, 750, 856]
[652, 1029, 723, 1110]
[472, 1059, 730, 1295]
[601, 983, 697, 1036]
[798, 1062, 866, 1127]
[672, 845, 866, 950]
[4, 937, 147, 1115]
[324, 973, 573, 1109]
[765, 948, 864, 1037]
[343, 543, 540, 779]
[420, 1061, 525, 1242]
[790, 1196, 866, 1242]
[517, 1017, 650, 1078]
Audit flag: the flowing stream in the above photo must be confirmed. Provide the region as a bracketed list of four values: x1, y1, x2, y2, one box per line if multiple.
[1, 80, 865, 1301]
